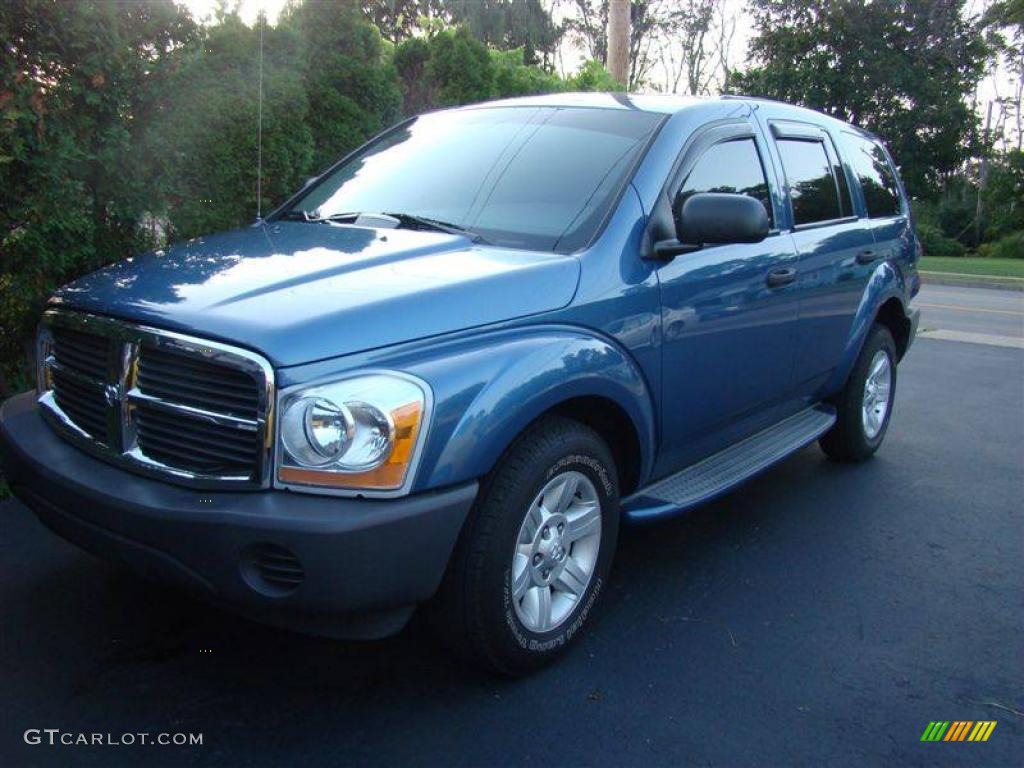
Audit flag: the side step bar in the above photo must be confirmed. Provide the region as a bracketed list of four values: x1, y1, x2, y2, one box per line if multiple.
[623, 405, 836, 522]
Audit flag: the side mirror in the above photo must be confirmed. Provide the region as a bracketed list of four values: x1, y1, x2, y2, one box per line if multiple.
[303, 176, 318, 189]
[655, 192, 770, 258]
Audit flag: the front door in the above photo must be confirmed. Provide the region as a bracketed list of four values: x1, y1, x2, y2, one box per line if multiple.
[655, 124, 801, 476]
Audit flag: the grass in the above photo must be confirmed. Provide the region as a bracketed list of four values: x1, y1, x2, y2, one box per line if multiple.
[920, 256, 1024, 279]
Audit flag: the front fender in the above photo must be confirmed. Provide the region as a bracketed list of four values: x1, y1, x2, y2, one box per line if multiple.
[395, 326, 657, 493]
[823, 261, 908, 396]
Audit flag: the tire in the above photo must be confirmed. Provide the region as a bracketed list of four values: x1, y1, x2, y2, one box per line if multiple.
[428, 416, 620, 676]
[819, 323, 898, 462]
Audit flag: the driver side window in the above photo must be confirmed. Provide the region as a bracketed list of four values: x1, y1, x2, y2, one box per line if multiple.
[679, 138, 774, 227]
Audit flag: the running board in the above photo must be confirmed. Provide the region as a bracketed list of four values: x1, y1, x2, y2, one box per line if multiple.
[623, 405, 836, 522]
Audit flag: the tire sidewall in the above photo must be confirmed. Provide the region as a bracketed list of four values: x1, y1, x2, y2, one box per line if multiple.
[483, 433, 619, 670]
[851, 328, 897, 452]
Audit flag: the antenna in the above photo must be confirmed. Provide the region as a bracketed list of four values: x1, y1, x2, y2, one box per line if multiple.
[256, 11, 264, 222]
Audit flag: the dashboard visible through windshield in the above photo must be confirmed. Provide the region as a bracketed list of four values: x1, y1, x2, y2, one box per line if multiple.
[284, 106, 664, 253]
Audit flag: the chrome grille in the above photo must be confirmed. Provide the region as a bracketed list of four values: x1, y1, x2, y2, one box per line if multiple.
[135, 401, 260, 476]
[37, 310, 274, 489]
[53, 327, 110, 380]
[51, 365, 108, 441]
[138, 346, 260, 418]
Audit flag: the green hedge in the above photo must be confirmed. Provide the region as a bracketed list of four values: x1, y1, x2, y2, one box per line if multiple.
[977, 231, 1024, 259]
[916, 222, 967, 258]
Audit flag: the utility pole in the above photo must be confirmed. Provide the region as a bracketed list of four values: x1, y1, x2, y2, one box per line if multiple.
[608, 0, 630, 89]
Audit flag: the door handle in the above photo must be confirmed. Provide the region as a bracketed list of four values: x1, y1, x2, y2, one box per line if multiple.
[766, 267, 797, 288]
[856, 249, 878, 265]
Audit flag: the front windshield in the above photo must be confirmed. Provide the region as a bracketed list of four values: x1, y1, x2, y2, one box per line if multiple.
[285, 106, 663, 252]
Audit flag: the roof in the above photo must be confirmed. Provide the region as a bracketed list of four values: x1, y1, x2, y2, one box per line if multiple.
[449, 92, 873, 139]
[460, 92, 711, 114]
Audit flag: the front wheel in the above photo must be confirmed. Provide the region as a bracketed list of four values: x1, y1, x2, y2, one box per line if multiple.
[428, 416, 619, 675]
[819, 324, 898, 462]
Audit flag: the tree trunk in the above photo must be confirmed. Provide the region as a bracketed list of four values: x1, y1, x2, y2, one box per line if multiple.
[607, 0, 630, 88]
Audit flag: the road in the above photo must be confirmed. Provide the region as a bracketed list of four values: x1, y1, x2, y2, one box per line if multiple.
[1, 287, 1022, 767]
[915, 283, 1023, 342]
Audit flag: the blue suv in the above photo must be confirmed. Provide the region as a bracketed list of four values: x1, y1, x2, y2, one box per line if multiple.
[0, 94, 919, 674]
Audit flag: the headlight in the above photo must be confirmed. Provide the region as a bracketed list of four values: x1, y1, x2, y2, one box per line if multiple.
[276, 373, 430, 494]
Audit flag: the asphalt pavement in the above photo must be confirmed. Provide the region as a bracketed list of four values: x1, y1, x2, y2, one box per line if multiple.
[1, 289, 1022, 767]
[916, 282, 1023, 341]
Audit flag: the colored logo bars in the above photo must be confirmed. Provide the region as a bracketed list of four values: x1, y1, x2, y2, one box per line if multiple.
[921, 721, 997, 742]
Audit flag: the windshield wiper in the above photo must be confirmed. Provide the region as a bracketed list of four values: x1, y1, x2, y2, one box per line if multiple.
[280, 210, 490, 244]
[279, 210, 359, 223]
[383, 212, 491, 244]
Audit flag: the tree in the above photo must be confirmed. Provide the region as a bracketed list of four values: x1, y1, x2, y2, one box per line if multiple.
[143, 3, 405, 239]
[280, 1, 403, 171]
[361, 0, 443, 43]
[444, 0, 562, 65]
[0, 0, 198, 392]
[729, 0, 990, 197]
[423, 26, 495, 105]
[984, 0, 1024, 151]
[658, 0, 736, 96]
[491, 47, 565, 96]
[394, 24, 614, 114]
[140, 12, 316, 239]
[981, 149, 1024, 238]
[364, 1, 562, 65]
[563, 0, 727, 90]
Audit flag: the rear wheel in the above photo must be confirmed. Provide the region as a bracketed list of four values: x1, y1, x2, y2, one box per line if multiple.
[819, 324, 897, 462]
[428, 416, 619, 675]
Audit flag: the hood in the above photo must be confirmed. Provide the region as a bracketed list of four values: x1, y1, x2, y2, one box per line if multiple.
[52, 222, 580, 367]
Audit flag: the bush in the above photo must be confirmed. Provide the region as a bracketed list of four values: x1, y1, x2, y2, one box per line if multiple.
[917, 222, 967, 258]
[977, 231, 1024, 259]
[393, 37, 437, 115]
[141, 15, 316, 240]
[426, 27, 494, 106]
[0, 0, 198, 394]
[568, 60, 626, 91]
[393, 30, 619, 117]
[282, 2, 402, 171]
[982, 150, 1024, 240]
[490, 48, 564, 97]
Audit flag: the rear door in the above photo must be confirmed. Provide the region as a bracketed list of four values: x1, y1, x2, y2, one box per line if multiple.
[838, 130, 913, 277]
[764, 121, 876, 399]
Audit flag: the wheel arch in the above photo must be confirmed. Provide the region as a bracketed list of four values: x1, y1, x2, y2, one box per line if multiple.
[537, 395, 643, 496]
[874, 296, 912, 360]
[409, 327, 657, 497]
[823, 261, 911, 396]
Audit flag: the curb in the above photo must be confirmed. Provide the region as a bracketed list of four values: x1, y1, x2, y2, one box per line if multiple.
[920, 271, 1024, 292]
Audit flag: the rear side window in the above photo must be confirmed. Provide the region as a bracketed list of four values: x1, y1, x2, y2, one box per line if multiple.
[776, 138, 846, 226]
[678, 137, 773, 226]
[840, 133, 902, 217]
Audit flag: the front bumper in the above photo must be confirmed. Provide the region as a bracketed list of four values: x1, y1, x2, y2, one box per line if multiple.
[0, 392, 477, 639]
